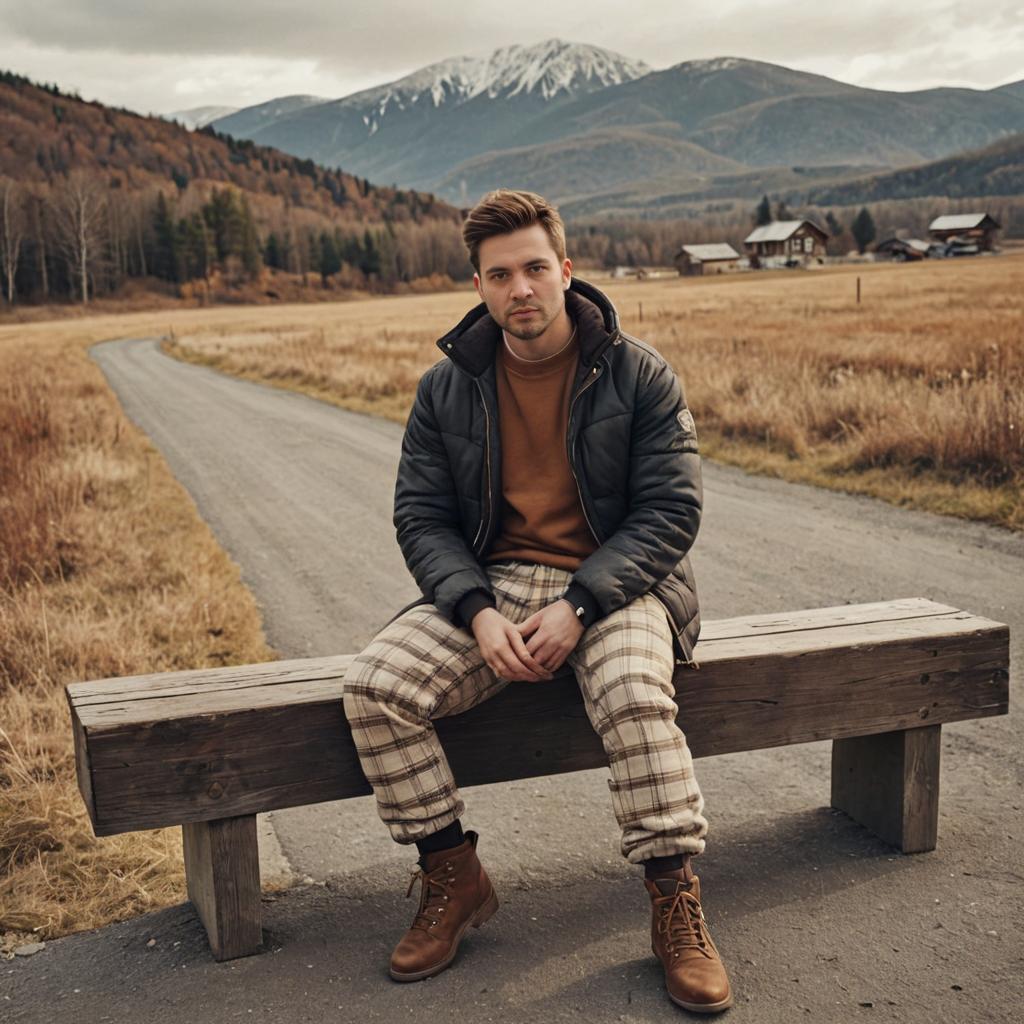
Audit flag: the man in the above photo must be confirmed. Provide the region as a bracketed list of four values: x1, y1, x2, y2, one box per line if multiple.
[343, 189, 732, 1013]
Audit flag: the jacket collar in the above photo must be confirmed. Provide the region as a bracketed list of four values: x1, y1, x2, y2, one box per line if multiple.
[436, 277, 620, 379]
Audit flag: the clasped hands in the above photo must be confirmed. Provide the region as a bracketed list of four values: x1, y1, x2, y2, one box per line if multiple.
[470, 600, 585, 682]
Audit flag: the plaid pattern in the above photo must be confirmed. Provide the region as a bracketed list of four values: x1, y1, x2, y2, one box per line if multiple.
[342, 561, 707, 863]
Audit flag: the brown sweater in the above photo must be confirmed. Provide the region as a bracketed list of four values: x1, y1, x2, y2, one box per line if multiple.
[484, 329, 598, 570]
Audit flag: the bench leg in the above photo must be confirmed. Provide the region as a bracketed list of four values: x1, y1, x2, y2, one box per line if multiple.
[182, 815, 263, 960]
[830, 725, 941, 854]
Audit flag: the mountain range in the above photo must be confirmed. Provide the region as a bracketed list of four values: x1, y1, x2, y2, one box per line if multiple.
[186, 39, 1024, 215]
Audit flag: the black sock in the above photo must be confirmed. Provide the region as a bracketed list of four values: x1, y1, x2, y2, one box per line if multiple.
[415, 819, 465, 858]
[644, 854, 684, 879]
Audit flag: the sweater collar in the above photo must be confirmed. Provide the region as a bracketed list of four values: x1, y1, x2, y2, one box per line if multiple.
[436, 277, 620, 379]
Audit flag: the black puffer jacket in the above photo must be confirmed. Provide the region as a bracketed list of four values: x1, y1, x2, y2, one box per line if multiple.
[392, 277, 703, 664]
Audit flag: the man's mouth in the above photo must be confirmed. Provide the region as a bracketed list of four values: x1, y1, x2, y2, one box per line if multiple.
[510, 308, 537, 318]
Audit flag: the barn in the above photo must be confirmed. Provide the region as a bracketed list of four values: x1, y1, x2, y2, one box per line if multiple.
[927, 213, 1001, 252]
[743, 220, 829, 268]
[674, 243, 741, 276]
[875, 238, 931, 261]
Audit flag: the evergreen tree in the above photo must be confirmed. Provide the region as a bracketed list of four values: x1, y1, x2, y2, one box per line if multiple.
[304, 228, 321, 280]
[376, 225, 398, 284]
[264, 231, 283, 270]
[182, 212, 213, 280]
[775, 200, 794, 221]
[850, 207, 877, 254]
[340, 232, 362, 269]
[318, 230, 341, 285]
[755, 194, 772, 226]
[152, 192, 181, 281]
[238, 195, 262, 278]
[202, 187, 244, 262]
[360, 228, 380, 277]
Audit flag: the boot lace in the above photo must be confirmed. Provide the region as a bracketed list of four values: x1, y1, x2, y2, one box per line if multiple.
[405, 859, 457, 932]
[657, 889, 714, 959]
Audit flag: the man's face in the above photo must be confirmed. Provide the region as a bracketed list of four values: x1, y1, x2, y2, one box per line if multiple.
[473, 224, 572, 341]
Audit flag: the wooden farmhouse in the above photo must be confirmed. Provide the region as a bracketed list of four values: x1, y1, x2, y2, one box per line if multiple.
[927, 213, 1001, 253]
[674, 243, 741, 276]
[743, 220, 829, 268]
[875, 238, 931, 261]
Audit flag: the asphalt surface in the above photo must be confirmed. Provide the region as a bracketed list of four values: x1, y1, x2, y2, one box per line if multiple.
[5, 336, 1021, 1024]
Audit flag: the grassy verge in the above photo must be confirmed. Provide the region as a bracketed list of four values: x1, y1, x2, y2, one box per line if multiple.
[0, 317, 276, 953]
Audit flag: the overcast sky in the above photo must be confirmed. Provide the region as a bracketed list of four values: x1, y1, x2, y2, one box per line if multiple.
[1, 0, 1022, 117]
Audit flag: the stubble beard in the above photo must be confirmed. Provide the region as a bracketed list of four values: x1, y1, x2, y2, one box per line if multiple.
[501, 304, 556, 342]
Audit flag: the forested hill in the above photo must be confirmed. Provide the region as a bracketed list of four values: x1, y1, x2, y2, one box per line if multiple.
[803, 132, 1024, 206]
[0, 70, 472, 307]
[0, 70, 458, 225]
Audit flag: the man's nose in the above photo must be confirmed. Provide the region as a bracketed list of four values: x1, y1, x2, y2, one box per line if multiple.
[509, 273, 534, 300]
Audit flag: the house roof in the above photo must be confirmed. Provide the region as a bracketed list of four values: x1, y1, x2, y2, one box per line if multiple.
[678, 243, 740, 261]
[878, 237, 931, 253]
[744, 220, 824, 243]
[928, 213, 995, 231]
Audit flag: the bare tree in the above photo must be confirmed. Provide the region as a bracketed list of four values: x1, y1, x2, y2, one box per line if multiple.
[51, 169, 108, 303]
[0, 177, 27, 304]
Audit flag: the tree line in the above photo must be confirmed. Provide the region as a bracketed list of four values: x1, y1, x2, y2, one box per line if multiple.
[0, 170, 472, 306]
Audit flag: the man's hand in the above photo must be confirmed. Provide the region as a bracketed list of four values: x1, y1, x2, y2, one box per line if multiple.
[471, 607, 555, 682]
[516, 599, 586, 673]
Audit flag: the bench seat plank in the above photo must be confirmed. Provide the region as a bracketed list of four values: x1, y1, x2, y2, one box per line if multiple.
[67, 600, 1009, 837]
[66, 597, 962, 709]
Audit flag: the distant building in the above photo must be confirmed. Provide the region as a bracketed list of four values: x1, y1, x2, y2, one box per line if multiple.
[674, 243, 741, 276]
[927, 213, 1001, 252]
[875, 238, 931, 261]
[743, 220, 829, 268]
[611, 265, 649, 279]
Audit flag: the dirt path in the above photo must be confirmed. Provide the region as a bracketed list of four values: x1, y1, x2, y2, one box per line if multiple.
[6, 336, 1020, 1024]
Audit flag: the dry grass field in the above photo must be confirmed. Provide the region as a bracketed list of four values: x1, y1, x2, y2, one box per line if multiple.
[166, 255, 1024, 530]
[0, 312, 277, 951]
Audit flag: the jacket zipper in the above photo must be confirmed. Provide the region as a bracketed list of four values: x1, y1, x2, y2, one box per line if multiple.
[472, 379, 493, 555]
[566, 364, 603, 544]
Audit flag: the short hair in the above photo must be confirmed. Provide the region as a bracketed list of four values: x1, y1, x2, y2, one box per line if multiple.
[462, 188, 567, 272]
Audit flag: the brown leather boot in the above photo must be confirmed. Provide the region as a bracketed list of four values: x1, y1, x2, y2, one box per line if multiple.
[389, 830, 499, 982]
[645, 861, 733, 1013]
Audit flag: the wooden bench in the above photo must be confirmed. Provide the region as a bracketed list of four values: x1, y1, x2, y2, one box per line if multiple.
[66, 598, 1009, 962]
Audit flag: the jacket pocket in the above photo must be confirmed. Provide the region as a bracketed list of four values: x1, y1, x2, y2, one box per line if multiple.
[651, 572, 700, 668]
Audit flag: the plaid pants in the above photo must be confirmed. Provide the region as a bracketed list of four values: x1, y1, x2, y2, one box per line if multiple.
[342, 561, 708, 863]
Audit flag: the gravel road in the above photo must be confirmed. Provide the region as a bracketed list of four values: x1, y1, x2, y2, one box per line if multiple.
[5, 336, 1020, 1024]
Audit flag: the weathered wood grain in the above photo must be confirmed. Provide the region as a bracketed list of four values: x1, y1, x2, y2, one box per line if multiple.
[69, 697, 96, 828]
[66, 600, 1009, 836]
[831, 725, 942, 853]
[65, 598, 961, 710]
[182, 815, 262, 960]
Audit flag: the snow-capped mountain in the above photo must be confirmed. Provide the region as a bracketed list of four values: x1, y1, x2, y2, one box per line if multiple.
[209, 39, 651, 188]
[339, 39, 650, 134]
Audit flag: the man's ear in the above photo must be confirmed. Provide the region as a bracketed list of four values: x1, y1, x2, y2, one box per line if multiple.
[473, 271, 482, 298]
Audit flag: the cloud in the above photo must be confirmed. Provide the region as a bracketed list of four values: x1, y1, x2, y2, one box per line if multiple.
[0, 0, 1019, 114]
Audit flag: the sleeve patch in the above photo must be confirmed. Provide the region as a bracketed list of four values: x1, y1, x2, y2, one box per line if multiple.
[676, 409, 697, 444]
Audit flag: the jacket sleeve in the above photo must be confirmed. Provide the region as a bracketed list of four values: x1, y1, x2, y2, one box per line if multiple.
[393, 368, 495, 625]
[568, 356, 702, 618]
